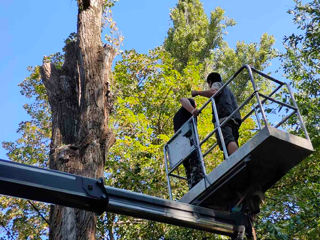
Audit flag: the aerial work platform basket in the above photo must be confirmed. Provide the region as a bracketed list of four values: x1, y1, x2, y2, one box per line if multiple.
[164, 65, 313, 212]
[0, 64, 314, 239]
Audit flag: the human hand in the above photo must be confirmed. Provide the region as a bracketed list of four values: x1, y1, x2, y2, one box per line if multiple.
[191, 90, 198, 97]
[191, 108, 199, 117]
[212, 89, 217, 95]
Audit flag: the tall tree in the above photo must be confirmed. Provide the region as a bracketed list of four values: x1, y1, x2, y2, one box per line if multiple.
[1, 1, 121, 238]
[256, 0, 320, 239]
[108, 48, 222, 239]
[164, 0, 235, 72]
[106, 0, 276, 238]
[164, 0, 276, 103]
[39, 0, 116, 239]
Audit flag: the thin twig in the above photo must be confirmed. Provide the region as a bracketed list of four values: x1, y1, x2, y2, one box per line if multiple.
[28, 200, 50, 225]
[0, 220, 15, 240]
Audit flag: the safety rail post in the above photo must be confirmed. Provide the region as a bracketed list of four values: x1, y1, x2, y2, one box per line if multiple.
[254, 107, 262, 130]
[211, 98, 229, 160]
[285, 83, 310, 141]
[164, 145, 173, 200]
[192, 117, 207, 176]
[245, 65, 268, 127]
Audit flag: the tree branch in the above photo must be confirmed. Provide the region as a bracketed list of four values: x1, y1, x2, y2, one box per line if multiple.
[28, 200, 50, 225]
[40, 60, 61, 104]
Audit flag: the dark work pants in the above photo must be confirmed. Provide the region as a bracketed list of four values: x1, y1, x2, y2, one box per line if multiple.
[183, 151, 205, 189]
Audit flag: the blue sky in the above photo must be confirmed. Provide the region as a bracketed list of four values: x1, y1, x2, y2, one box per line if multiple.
[0, 0, 298, 159]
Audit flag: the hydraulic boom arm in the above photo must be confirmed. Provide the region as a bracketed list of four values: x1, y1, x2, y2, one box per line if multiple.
[0, 158, 246, 239]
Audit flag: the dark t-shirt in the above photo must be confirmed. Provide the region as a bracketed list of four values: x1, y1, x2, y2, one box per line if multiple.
[173, 98, 196, 132]
[212, 85, 241, 124]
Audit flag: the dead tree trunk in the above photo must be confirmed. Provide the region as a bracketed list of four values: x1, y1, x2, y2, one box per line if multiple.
[40, 0, 115, 239]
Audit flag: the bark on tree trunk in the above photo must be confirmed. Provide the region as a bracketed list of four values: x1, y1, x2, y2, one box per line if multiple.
[40, 0, 116, 239]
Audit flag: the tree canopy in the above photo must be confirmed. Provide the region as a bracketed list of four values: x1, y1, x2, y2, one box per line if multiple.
[256, 0, 320, 239]
[106, 0, 275, 238]
[2, 0, 319, 239]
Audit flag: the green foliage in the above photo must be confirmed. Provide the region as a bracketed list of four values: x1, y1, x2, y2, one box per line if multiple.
[211, 33, 276, 103]
[282, 0, 320, 141]
[1, 0, 278, 239]
[164, 0, 276, 104]
[164, 0, 235, 72]
[256, 0, 320, 239]
[107, 47, 227, 239]
[105, 0, 276, 236]
[1, 66, 51, 239]
[104, 0, 119, 9]
[108, 48, 198, 194]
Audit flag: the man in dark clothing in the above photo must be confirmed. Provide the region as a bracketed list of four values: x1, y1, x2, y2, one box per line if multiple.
[191, 72, 241, 155]
[173, 98, 199, 132]
[173, 98, 204, 189]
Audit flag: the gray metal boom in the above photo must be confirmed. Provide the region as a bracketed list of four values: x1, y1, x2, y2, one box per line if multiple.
[0, 158, 245, 238]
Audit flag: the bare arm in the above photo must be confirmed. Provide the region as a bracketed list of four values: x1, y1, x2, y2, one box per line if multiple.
[180, 98, 199, 116]
[192, 82, 221, 98]
[191, 89, 217, 98]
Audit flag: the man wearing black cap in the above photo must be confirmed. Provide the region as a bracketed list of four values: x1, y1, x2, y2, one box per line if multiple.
[191, 72, 241, 155]
[173, 98, 204, 189]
